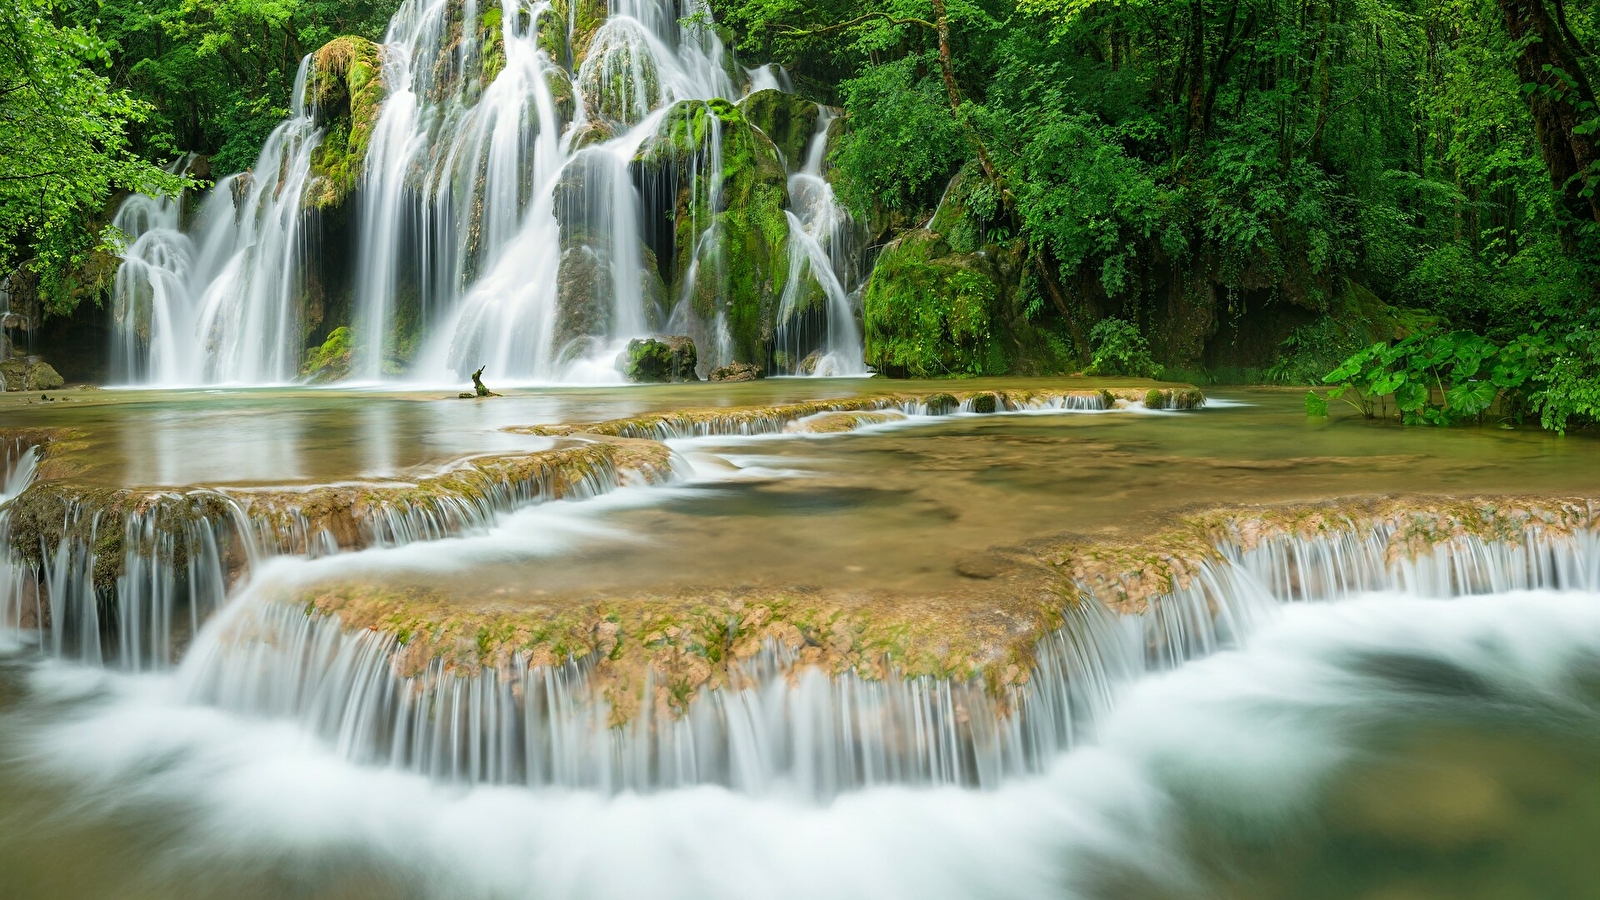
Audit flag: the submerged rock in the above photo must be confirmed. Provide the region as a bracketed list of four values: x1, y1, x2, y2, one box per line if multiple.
[708, 361, 762, 382]
[620, 336, 698, 383]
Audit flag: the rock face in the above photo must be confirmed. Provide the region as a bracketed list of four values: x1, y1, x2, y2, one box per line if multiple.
[620, 336, 698, 382]
[633, 99, 791, 372]
[708, 361, 763, 382]
[0, 358, 64, 391]
[737, 89, 819, 170]
[863, 164, 1073, 378]
[304, 36, 385, 212]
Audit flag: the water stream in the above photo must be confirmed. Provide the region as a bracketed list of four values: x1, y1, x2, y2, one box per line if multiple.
[1, 386, 1596, 897]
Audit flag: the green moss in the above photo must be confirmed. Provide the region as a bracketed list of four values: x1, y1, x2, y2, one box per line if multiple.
[305, 36, 386, 211]
[736, 89, 819, 170]
[302, 326, 354, 382]
[863, 230, 1002, 377]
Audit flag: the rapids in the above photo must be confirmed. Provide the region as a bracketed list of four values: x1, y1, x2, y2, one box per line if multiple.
[1, 591, 1596, 899]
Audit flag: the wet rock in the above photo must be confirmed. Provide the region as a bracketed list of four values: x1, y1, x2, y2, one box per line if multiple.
[969, 391, 1001, 413]
[709, 361, 763, 382]
[620, 336, 698, 383]
[0, 358, 64, 392]
[921, 392, 959, 415]
[301, 327, 353, 383]
[737, 89, 819, 171]
[634, 99, 791, 371]
[1144, 387, 1206, 410]
[578, 19, 664, 126]
[304, 36, 386, 211]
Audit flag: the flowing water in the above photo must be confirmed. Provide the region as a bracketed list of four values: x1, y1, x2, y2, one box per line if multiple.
[108, 0, 867, 386]
[1, 384, 1597, 897]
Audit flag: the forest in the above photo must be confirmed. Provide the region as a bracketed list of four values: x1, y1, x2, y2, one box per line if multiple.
[1, 0, 1597, 429]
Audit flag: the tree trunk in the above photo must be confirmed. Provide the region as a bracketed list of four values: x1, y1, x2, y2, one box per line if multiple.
[1497, 0, 1600, 241]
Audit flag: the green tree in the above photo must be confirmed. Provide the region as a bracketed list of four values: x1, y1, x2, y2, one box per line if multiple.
[0, 0, 184, 314]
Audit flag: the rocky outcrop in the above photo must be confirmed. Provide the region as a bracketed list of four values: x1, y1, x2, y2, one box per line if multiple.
[0, 358, 64, 392]
[619, 336, 698, 382]
[863, 164, 1072, 377]
[634, 99, 791, 371]
[304, 36, 386, 212]
[737, 89, 819, 170]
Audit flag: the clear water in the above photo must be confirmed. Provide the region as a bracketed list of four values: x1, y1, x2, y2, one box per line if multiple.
[1, 382, 1597, 898]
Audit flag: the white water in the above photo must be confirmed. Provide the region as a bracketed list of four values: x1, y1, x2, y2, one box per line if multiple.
[6, 589, 1598, 899]
[111, 0, 866, 386]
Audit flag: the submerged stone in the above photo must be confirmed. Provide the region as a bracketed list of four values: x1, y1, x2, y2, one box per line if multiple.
[620, 336, 699, 383]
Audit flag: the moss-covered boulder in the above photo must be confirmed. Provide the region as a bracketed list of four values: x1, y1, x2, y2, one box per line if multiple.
[737, 89, 819, 171]
[863, 164, 1074, 378]
[633, 99, 791, 371]
[619, 336, 698, 383]
[301, 326, 354, 383]
[304, 36, 386, 211]
[0, 358, 64, 391]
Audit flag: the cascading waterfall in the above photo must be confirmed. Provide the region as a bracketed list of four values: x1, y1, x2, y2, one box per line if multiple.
[112, 62, 324, 384]
[167, 516, 1598, 799]
[110, 0, 866, 386]
[777, 106, 866, 376]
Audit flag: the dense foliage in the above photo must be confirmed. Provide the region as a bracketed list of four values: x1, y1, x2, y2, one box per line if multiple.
[715, 0, 1600, 427]
[0, 0, 183, 313]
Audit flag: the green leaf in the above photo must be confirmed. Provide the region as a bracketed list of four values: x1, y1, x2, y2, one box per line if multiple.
[1304, 391, 1329, 417]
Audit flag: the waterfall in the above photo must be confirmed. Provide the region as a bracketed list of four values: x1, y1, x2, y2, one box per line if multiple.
[112, 61, 325, 385]
[109, 0, 866, 385]
[777, 105, 865, 376]
[164, 516, 1598, 800]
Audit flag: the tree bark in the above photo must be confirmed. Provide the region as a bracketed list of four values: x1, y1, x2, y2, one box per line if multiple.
[1497, 0, 1600, 240]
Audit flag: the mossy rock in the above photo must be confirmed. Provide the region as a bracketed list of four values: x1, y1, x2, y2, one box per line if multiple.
[922, 392, 959, 415]
[619, 336, 698, 383]
[554, 0, 608, 67]
[305, 36, 386, 211]
[1144, 387, 1206, 410]
[635, 99, 791, 369]
[302, 326, 354, 383]
[577, 20, 663, 126]
[737, 89, 819, 171]
[0, 359, 64, 391]
[546, 67, 576, 127]
[862, 229, 1005, 378]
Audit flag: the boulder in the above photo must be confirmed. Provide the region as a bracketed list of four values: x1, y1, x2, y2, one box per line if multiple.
[709, 361, 763, 382]
[737, 89, 819, 171]
[620, 336, 698, 383]
[0, 358, 64, 392]
[301, 326, 354, 383]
